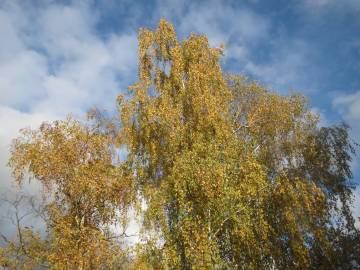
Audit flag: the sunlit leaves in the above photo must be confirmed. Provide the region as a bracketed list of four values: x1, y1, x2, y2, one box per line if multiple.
[6, 117, 132, 269]
[120, 20, 357, 269]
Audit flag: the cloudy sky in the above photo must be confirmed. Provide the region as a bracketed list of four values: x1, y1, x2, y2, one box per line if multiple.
[1, 0, 360, 232]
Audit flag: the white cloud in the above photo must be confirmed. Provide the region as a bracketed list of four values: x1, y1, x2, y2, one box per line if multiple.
[245, 40, 315, 93]
[333, 91, 360, 142]
[0, 0, 137, 115]
[0, 9, 24, 60]
[333, 91, 360, 174]
[154, 0, 270, 62]
[0, 50, 47, 109]
[0, 106, 56, 193]
[333, 91, 360, 223]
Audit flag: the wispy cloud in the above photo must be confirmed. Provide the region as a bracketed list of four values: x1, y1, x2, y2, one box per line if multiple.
[333, 91, 360, 224]
[149, 0, 271, 68]
[244, 39, 316, 93]
[0, 1, 137, 116]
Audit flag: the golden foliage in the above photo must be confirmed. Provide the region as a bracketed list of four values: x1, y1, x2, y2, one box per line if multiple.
[4, 117, 132, 269]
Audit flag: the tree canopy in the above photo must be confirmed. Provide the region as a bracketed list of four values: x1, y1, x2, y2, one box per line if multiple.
[1, 19, 359, 270]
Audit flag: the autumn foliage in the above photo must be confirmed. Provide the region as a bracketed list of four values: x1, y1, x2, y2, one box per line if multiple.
[1, 20, 359, 269]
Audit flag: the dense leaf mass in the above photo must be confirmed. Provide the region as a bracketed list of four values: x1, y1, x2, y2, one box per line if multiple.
[1, 20, 359, 269]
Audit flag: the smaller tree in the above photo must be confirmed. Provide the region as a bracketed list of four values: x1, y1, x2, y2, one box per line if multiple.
[5, 116, 133, 269]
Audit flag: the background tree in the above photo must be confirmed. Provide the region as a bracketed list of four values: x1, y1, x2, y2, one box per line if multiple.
[3, 116, 133, 269]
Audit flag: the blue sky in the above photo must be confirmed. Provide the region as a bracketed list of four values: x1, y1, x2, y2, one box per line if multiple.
[1, 0, 360, 225]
